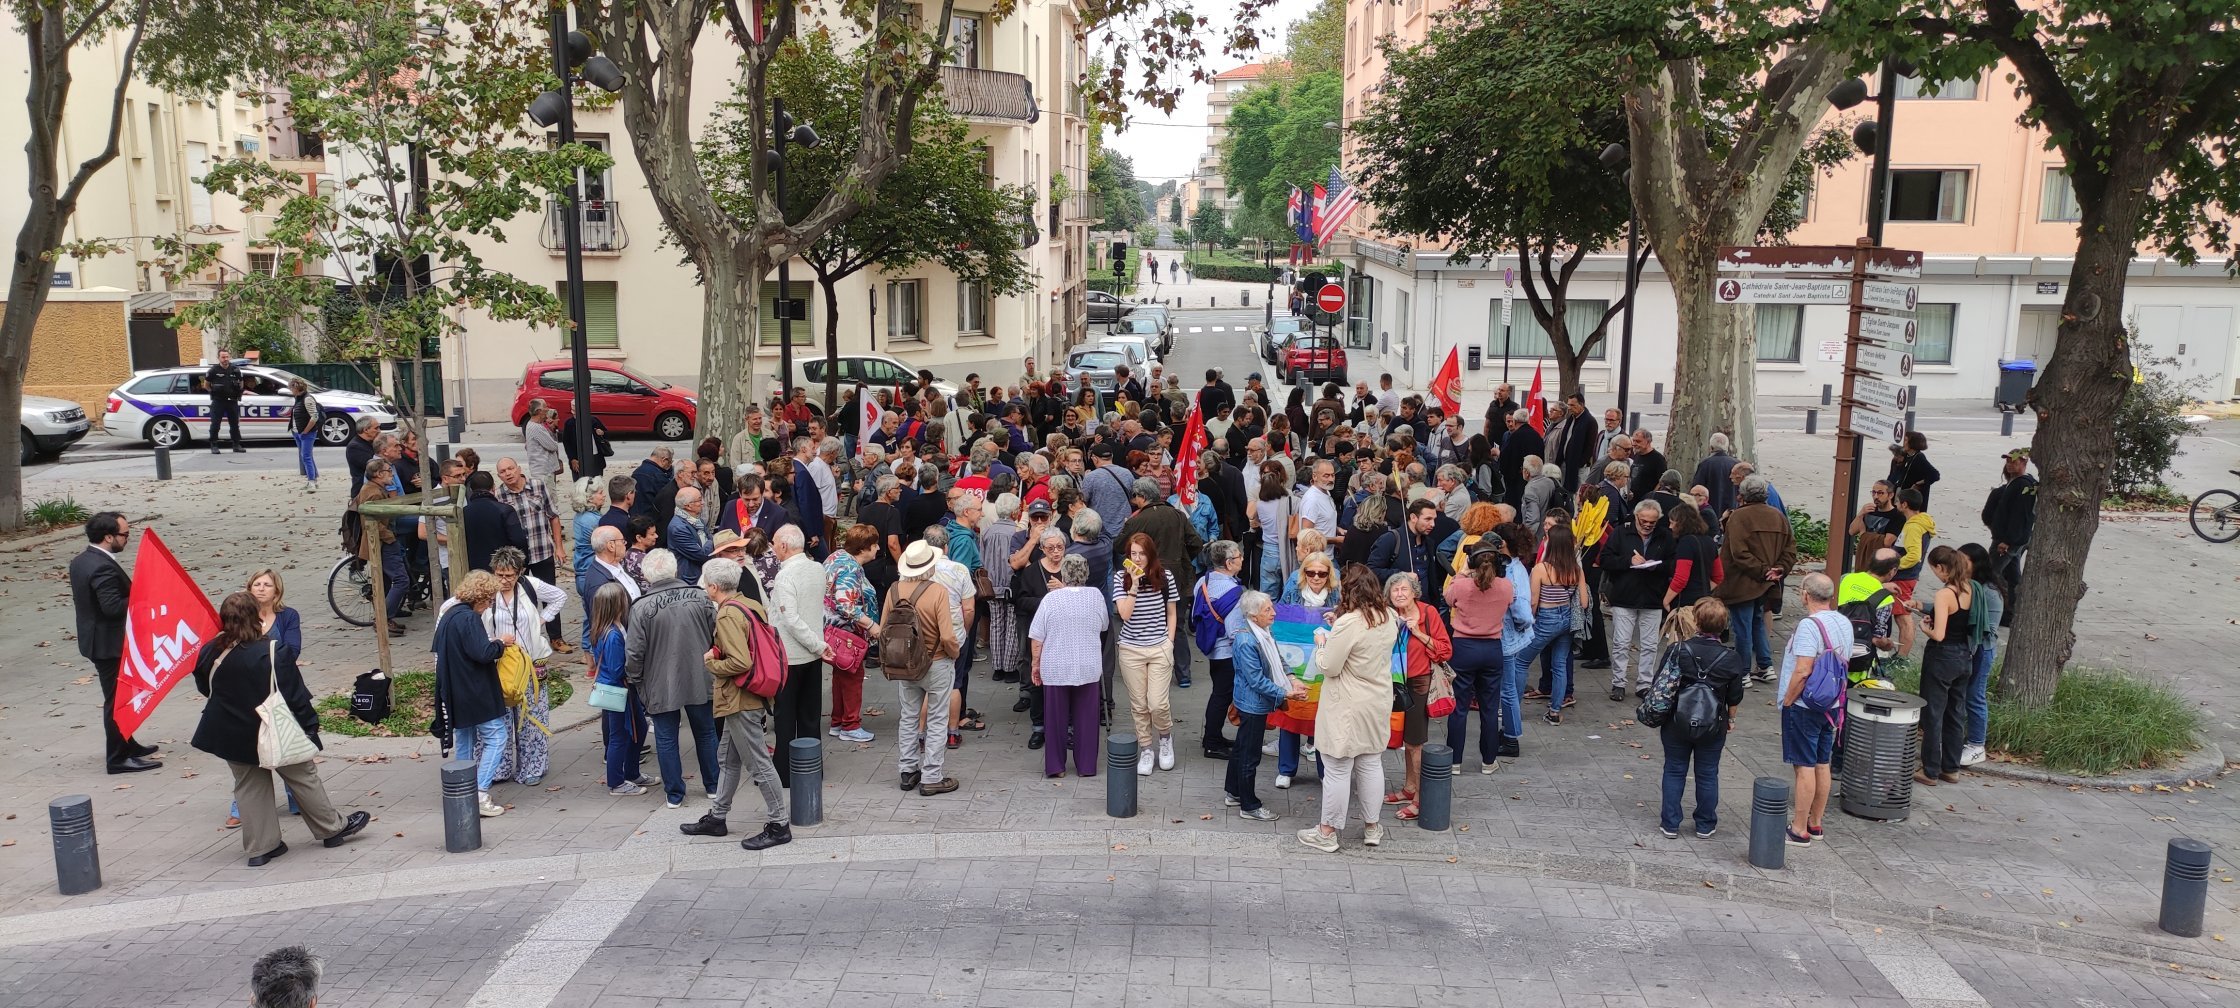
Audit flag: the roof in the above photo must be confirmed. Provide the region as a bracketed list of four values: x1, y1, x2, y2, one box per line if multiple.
[1213, 62, 1277, 81]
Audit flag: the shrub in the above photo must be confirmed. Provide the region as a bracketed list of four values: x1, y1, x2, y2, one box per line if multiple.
[316, 669, 573, 738]
[225, 317, 305, 365]
[1788, 507, 1829, 560]
[2109, 350, 2203, 496]
[25, 496, 89, 528]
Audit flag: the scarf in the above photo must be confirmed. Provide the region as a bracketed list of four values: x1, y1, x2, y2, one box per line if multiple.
[1247, 620, 1292, 693]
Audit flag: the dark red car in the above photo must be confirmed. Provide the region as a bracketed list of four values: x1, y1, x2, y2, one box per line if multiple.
[511, 360, 697, 441]
[1280, 333, 1348, 386]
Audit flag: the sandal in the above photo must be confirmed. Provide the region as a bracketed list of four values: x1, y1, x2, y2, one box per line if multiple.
[223, 816, 242, 830]
[1523, 689, 1548, 700]
[1395, 802, 1420, 821]
[1381, 789, 1416, 806]
[958, 713, 988, 731]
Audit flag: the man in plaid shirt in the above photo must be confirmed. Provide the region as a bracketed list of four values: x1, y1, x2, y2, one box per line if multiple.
[497, 456, 575, 653]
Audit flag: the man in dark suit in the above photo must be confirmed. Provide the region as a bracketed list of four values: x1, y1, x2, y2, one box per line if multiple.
[459, 471, 528, 573]
[1498, 410, 1543, 512]
[70, 512, 160, 773]
[1554, 393, 1597, 495]
[629, 448, 674, 517]
[717, 472, 789, 538]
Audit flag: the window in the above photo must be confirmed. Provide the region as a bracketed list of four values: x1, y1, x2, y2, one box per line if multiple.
[555, 280, 619, 349]
[946, 13, 981, 68]
[1754, 304, 1803, 362]
[1894, 74, 1977, 99]
[589, 369, 636, 394]
[957, 280, 988, 336]
[1887, 169, 1969, 222]
[2039, 167, 2081, 222]
[186, 141, 212, 226]
[885, 279, 924, 344]
[538, 370, 574, 391]
[1488, 298, 1609, 360]
[1914, 303, 1956, 365]
[248, 251, 280, 276]
[859, 358, 914, 385]
[758, 280, 812, 346]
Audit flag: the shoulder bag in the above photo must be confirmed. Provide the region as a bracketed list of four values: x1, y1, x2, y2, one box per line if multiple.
[247, 640, 319, 768]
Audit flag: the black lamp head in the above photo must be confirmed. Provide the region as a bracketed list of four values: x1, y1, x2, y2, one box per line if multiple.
[564, 30, 593, 68]
[1851, 119, 1880, 155]
[581, 55, 624, 93]
[1827, 77, 1871, 111]
[1598, 142, 1628, 170]
[791, 123, 820, 148]
[527, 89, 567, 127]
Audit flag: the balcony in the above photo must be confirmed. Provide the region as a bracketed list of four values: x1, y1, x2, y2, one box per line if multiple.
[1066, 191, 1100, 224]
[938, 65, 1038, 125]
[541, 198, 629, 254]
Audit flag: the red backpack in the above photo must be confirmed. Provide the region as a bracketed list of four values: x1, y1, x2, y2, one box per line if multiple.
[716, 598, 789, 698]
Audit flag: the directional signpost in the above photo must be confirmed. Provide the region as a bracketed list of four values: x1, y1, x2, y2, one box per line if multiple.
[1853, 376, 1910, 414]
[1855, 342, 1914, 380]
[1861, 280, 1919, 313]
[1713, 278, 1852, 305]
[1857, 313, 1917, 347]
[1850, 403, 1908, 445]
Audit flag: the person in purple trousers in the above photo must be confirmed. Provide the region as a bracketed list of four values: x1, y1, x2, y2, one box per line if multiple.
[1030, 554, 1109, 778]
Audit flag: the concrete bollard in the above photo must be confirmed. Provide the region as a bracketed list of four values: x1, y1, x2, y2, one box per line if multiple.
[1821, 383, 1833, 406]
[1806, 408, 1819, 435]
[1105, 733, 1139, 819]
[1653, 382, 1664, 404]
[1627, 411, 1640, 433]
[48, 795, 100, 895]
[1242, 290, 1250, 307]
[2159, 838, 2212, 937]
[441, 760, 482, 853]
[2000, 411, 2015, 437]
[1417, 744, 1454, 831]
[447, 407, 466, 443]
[788, 737, 824, 827]
[152, 443, 172, 481]
[1748, 777, 1790, 869]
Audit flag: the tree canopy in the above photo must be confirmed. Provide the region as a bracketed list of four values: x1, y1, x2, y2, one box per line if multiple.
[1221, 71, 1339, 246]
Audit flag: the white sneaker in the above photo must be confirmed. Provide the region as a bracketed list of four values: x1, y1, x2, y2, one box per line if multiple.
[1480, 760, 1499, 775]
[1261, 738, 1278, 756]
[1301, 741, 1318, 760]
[1363, 822, 1385, 847]
[1274, 774, 1293, 789]
[477, 791, 505, 818]
[1157, 736, 1176, 771]
[1296, 827, 1339, 853]
[1137, 750, 1155, 777]
[1960, 743, 1987, 766]
[1223, 793, 1241, 807]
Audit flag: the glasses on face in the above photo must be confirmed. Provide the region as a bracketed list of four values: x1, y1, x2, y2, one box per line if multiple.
[1305, 570, 1330, 579]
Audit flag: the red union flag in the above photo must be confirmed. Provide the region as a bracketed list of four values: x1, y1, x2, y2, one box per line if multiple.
[1428, 347, 1463, 417]
[1525, 362, 1547, 434]
[1174, 405, 1204, 509]
[114, 528, 219, 739]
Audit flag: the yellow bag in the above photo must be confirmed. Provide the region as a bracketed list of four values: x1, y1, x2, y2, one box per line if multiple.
[497, 645, 535, 709]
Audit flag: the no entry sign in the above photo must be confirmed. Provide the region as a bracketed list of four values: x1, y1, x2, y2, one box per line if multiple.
[1316, 284, 1346, 314]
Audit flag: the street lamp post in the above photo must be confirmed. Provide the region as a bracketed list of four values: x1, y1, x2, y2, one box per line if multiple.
[765, 100, 822, 413]
[1598, 143, 1640, 421]
[528, 5, 623, 465]
[1825, 57, 1904, 574]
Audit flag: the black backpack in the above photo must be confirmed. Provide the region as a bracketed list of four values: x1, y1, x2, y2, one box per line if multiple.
[1837, 587, 1890, 677]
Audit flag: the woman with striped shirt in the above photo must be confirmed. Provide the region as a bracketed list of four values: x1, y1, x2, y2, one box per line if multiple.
[1113, 533, 1180, 775]
[1512, 524, 1584, 725]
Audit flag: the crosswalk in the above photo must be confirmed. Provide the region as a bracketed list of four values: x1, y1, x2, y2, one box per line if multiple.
[1183, 325, 1244, 333]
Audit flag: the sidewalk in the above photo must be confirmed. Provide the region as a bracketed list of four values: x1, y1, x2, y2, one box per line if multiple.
[0, 470, 2231, 973]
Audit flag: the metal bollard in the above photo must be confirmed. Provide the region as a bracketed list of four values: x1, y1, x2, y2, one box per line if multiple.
[1821, 383, 1833, 406]
[152, 443, 172, 481]
[1242, 290, 1250, 306]
[1653, 382, 1664, 404]
[1748, 777, 1790, 870]
[2158, 838, 2212, 937]
[1806, 408, 1819, 435]
[441, 759, 482, 853]
[1417, 744, 1454, 831]
[447, 407, 466, 443]
[2000, 411, 2014, 437]
[48, 795, 100, 895]
[1209, 296, 1216, 308]
[1105, 733, 1139, 818]
[434, 442, 452, 466]
[788, 737, 824, 827]
[1627, 411, 1640, 433]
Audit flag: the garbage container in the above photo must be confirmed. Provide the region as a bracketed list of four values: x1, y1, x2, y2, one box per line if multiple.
[1838, 687, 1925, 822]
[1995, 360, 2037, 412]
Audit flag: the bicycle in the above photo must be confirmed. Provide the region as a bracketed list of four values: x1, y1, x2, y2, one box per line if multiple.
[2189, 472, 2240, 544]
[326, 553, 435, 627]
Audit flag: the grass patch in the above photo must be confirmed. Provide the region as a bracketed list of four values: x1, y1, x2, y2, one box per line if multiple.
[25, 496, 88, 528]
[316, 668, 574, 739]
[2102, 483, 2189, 511]
[1987, 667, 2200, 776]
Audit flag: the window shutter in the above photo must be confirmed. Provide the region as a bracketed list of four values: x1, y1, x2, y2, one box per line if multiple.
[557, 281, 619, 350]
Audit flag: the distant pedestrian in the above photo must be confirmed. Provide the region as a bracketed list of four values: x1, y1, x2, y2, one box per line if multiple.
[204, 348, 247, 453]
[287, 379, 320, 492]
[70, 511, 160, 774]
[250, 946, 322, 1008]
[193, 592, 370, 866]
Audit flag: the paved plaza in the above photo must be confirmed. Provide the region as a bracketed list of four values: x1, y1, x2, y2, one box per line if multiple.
[0, 307, 2236, 1006]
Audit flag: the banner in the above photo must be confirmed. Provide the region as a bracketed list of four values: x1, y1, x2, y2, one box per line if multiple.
[1174, 405, 1203, 509]
[114, 528, 219, 739]
[1525, 362, 1547, 434]
[1428, 347, 1463, 416]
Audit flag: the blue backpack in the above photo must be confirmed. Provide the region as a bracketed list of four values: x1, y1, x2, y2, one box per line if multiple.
[1192, 580, 1243, 656]
[1801, 615, 1849, 711]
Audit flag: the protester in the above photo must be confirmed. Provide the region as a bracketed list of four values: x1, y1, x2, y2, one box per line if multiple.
[433, 571, 515, 817]
[824, 524, 881, 744]
[1008, 526, 1068, 751]
[1889, 430, 1942, 507]
[1385, 572, 1452, 821]
[1714, 475, 1794, 683]
[767, 525, 834, 787]
[1444, 542, 1516, 773]
[890, 541, 963, 792]
[981, 494, 1024, 687]
[70, 512, 160, 773]
[353, 459, 410, 636]
[1692, 432, 1740, 518]
[191, 592, 369, 866]
[679, 558, 792, 849]
[1916, 546, 1979, 786]
[1227, 591, 1302, 821]
[1249, 465, 1295, 594]
[482, 548, 565, 787]
[1778, 573, 1848, 846]
[1892, 488, 1938, 641]
[250, 946, 322, 1008]
[1653, 599, 1747, 839]
[496, 457, 571, 651]
[571, 478, 608, 584]
[1980, 449, 2036, 624]
[624, 549, 720, 810]
[586, 582, 650, 795]
[1601, 499, 1673, 700]
[1512, 524, 1584, 723]
[1299, 566, 1399, 853]
[1112, 532, 1181, 775]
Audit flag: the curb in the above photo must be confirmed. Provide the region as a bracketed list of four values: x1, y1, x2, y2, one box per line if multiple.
[1968, 740, 2230, 789]
[0, 512, 163, 555]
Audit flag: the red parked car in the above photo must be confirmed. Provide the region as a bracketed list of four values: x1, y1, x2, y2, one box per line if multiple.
[1280, 333, 1348, 386]
[511, 360, 697, 441]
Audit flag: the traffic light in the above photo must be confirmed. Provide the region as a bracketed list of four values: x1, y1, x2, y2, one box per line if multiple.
[1112, 241, 1128, 263]
[1113, 259, 1125, 279]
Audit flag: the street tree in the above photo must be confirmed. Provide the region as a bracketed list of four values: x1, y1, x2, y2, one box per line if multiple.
[701, 31, 1034, 413]
[1222, 72, 1339, 249]
[1858, 0, 2240, 705]
[1279, 0, 1343, 80]
[1189, 200, 1228, 251]
[0, 0, 309, 532]
[566, 0, 1281, 442]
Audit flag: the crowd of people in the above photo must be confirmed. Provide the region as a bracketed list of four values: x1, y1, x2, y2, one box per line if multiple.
[66, 355, 2035, 864]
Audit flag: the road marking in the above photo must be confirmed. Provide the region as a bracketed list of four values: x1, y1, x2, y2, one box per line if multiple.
[1850, 927, 1988, 1006]
[464, 873, 661, 1008]
[1189, 327, 1203, 333]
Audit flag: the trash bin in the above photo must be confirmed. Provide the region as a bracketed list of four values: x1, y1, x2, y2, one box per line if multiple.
[1838, 687, 1925, 822]
[1995, 360, 2036, 412]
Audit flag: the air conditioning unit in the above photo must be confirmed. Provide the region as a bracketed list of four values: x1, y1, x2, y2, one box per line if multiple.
[236, 134, 260, 153]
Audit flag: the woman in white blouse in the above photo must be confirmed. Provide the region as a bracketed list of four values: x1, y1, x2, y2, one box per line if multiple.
[476, 546, 566, 787]
[1029, 554, 1109, 779]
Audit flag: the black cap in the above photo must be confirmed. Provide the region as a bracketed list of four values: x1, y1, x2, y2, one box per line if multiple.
[1090, 443, 1116, 459]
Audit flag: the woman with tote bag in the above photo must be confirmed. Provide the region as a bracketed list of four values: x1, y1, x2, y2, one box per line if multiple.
[193, 592, 369, 867]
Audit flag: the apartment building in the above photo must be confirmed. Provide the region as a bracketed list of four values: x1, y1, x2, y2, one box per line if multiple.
[1188, 61, 1277, 220]
[0, 27, 263, 411]
[452, 2, 1093, 423]
[1335, 0, 2240, 403]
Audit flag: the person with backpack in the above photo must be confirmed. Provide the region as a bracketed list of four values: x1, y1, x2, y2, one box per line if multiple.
[1777, 573, 1850, 847]
[1916, 546, 1980, 787]
[885, 542, 962, 793]
[624, 549, 720, 811]
[679, 558, 792, 850]
[1638, 599, 1747, 839]
[1192, 541, 1250, 762]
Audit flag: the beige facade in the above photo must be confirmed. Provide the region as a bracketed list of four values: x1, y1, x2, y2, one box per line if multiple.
[452, 4, 1092, 422]
[1190, 62, 1275, 220]
[1336, 0, 2240, 402]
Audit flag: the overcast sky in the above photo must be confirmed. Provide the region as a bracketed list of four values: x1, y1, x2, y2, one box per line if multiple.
[1099, 0, 1320, 185]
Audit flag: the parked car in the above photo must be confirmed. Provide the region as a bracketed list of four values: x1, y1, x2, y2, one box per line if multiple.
[1110, 315, 1166, 354]
[1124, 304, 1174, 355]
[1096, 335, 1159, 372]
[792, 354, 957, 406]
[1258, 315, 1307, 365]
[103, 365, 398, 449]
[512, 360, 697, 440]
[1087, 290, 1133, 324]
[1060, 347, 1131, 403]
[21, 394, 90, 464]
[1280, 332, 1348, 386]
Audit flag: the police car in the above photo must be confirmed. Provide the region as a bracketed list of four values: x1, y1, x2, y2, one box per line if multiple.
[103, 364, 400, 448]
